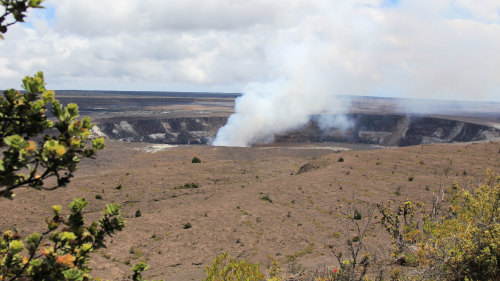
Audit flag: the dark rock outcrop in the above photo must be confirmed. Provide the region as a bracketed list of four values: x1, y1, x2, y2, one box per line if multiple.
[277, 114, 500, 146]
[92, 117, 227, 144]
[92, 114, 500, 146]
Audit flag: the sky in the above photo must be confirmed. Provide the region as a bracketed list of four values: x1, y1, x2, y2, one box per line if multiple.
[1, 0, 500, 102]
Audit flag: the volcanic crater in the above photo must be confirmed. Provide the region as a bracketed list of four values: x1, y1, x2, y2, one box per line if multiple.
[2, 91, 500, 280]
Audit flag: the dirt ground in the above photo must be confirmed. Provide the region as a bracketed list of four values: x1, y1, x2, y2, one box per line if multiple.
[1, 140, 499, 280]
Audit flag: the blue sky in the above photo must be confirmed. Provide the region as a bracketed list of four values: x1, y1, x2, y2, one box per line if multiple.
[1, 0, 500, 102]
[383, 0, 399, 7]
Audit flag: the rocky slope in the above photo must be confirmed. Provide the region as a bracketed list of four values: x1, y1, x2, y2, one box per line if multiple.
[92, 114, 500, 146]
[92, 117, 227, 144]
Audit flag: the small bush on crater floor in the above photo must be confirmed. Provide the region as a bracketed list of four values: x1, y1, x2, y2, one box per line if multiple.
[353, 209, 362, 220]
[191, 156, 201, 163]
[260, 194, 273, 203]
[175, 182, 199, 189]
[394, 186, 402, 196]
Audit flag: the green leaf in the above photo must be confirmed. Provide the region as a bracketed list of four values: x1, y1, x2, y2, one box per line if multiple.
[28, 0, 44, 8]
[69, 138, 81, 149]
[81, 243, 92, 252]
[132, 261, 149, 272]
[105, 204, 121, 216]
[4, 135, 23, 148]
[25, 232, 42, 246]
[82, 116, 92, 128]
[92, 137, 106, 151]
[22, 72, 46, 93]
[9, 240, 24, 254]
[46, 219, 59, 231]
[62, 268, 84, 281]
[51, 100, 64, 118]
[69, 198, 88, 213]
[29, 258, 42, 267]
[41, 90, 54, 104]
[43, 139, 66, 157]
[60, 231, 77, 241]
[25, 232, 42, 254]
[66, 103, 79, 119]
[52, 205, 62, 215]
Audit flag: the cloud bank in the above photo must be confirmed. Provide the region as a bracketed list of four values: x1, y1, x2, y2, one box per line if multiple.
[0, 0, 497, 101]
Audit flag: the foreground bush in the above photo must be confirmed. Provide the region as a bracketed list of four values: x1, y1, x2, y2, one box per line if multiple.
[0, 72, 151, 280]
[204, 252, 265, 281]
[0, 72, 105, 198]
[378, 170, 499, 280]
[0, 198, 124, 280]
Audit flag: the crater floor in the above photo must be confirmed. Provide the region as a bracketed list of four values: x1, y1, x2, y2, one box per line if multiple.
[2, 140, 499, 280]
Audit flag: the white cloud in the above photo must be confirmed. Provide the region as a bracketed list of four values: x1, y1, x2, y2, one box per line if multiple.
[454, 0, 500, 22]
[0, 0, 498, 102]
[50, 0, 311, 35]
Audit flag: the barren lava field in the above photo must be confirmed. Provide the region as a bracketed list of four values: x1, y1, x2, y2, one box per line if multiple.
[1, 139, 499, 280]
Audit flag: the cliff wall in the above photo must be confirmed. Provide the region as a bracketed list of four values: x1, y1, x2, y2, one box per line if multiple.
[92, 114, 500, 146]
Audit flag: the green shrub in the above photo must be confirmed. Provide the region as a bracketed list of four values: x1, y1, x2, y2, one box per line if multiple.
[353, 210, 362, 220]
[131, 261, 149, 281]
[191, 156, 201, 163]
[0, 72, 105, 199]
[174, 182, 199, 189]
[394, 186, 402, 196]
[337, 157, 344, 162]
[0, 198, 124, 280]
[260, 194, 273, 203]
[204, 252, 264, 281]
[378, 170, 500, 280]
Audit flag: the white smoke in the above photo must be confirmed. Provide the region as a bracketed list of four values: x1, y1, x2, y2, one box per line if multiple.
[317, 114, 354, 132]
[212, 0, 383, 147]
[212, 40, 353, 147]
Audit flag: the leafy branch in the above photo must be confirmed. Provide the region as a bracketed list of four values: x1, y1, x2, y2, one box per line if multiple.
[0, 72, 105, 199]
[0, 0, 44, 38]
[0, 198, 125, 281]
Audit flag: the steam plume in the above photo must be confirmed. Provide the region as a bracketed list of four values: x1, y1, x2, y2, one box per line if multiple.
[213, 42, 352, 147]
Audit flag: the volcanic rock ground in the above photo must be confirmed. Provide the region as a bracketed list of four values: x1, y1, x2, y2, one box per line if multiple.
[1, 92, 500, 280]
[2, 140, 499, 280]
